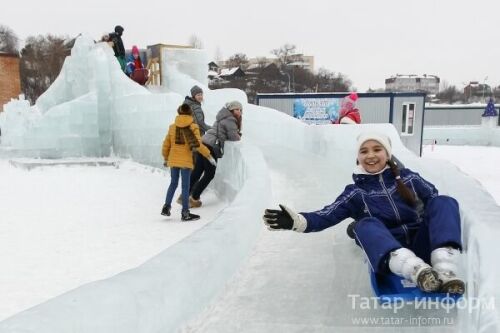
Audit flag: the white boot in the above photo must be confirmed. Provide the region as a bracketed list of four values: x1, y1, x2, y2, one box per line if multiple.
[389, 248, 441, 292]
[431, 247, 465, 294]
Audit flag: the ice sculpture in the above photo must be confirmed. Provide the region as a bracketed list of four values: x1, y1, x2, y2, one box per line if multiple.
[0, 35, 248, 164]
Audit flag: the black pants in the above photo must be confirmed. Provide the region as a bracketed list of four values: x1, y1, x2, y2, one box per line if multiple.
[190, 147, 218, 200]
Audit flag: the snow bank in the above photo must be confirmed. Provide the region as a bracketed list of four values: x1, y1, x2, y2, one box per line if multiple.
[0, 143, 271, 332]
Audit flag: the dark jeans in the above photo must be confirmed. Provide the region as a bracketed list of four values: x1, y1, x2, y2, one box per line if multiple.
[165, 167, 191, 213]
[190, 148, 218, 200]
[353, 195, 462, 274]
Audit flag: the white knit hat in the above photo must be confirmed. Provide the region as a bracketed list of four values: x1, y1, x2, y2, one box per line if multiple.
[357, 132, 392, 159]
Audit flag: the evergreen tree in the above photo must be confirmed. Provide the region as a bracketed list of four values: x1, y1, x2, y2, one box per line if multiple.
[482, 98, 498, 117]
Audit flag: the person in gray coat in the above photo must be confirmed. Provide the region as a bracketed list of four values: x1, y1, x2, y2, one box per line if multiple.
[184, 85, 211, 136]
[176, 85, 215, 207]
[188, 101, 243, 206]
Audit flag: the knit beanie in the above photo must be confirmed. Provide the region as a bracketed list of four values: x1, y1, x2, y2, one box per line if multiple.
[341, 92, 358, 112]
[357, 132, 392, 159]
[225, 100, 243, 111]
[131, 45, 139, 56]
[178, 103, 192, 115]
[190, 85, 203, 97]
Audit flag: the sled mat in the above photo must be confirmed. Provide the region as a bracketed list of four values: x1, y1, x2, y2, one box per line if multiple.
[131, 68, 149, 85]
[370, 270, 463, 304]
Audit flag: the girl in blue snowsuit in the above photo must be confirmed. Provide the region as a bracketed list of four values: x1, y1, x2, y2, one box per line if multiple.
[263, 132, 465, 294]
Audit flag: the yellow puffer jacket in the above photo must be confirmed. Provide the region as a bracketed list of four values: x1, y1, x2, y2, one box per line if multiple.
[162, 115, 211, 169]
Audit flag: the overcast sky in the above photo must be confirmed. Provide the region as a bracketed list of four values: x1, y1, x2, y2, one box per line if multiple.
[2, 0, 499, 91]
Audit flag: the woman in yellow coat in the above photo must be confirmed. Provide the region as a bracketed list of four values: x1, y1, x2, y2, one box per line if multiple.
[162, 104, 216, 221]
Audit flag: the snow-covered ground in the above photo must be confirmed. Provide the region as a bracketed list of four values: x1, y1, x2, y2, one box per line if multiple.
[0, 159, 223, 321]
[422, 145, 500, 205]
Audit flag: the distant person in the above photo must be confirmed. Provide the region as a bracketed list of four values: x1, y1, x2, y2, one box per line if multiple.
[337, 92, 361, 124]
[125, 45, 144, 75]
[108, 25, 126, 72]
[125, 45, 148, 85]
[184, 85, 211, 136]
[263, 132, 465, 295]
[188, 101, 243, 207]
[161, 103, 216, 221]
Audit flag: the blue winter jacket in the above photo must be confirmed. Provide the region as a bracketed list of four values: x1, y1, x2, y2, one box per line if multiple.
[125, 54, 143, 76]
[301, 168, 438, 233]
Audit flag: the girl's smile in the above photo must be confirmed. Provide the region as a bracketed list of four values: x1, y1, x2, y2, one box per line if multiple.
[358, 140, 389, 173]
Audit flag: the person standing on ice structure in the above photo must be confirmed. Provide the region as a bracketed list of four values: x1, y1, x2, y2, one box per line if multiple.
[125, 45, 144, 77]
[161, 104, 217, 221]
[108, 25, 126, 72]
[263, 132, 465, 295]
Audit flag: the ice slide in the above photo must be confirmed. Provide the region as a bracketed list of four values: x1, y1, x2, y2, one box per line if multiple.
[1, 35, 499, 332]
[183, 122, 500, 333]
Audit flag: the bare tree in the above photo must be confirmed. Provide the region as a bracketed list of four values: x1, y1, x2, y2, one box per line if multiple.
[209, 45, 353, 103]
[440, 80, 450, 92]
[188, 34, 203, 49]
[0, 24, 19, 54]
[226, 53, 249, 69]
[493, 86, 500, 100]
[271, 43, 298, 68]
[436, 85, 463, 104]
[20, 34, 69, 104]
[314, 68, 352, 92]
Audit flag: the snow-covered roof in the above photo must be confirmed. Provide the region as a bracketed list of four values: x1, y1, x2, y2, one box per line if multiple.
[219, 67, 242, 76]
[288, 61, 310, 67]
[246, 64, 261, 70]
[388, 74, 439, 80]
[0, 51, 19, 57]
[208, 70, 219, 77]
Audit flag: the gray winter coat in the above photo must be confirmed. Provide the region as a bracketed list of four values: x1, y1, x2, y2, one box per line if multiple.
[202, 107, 241, 148]
[184, 96, 211, 135]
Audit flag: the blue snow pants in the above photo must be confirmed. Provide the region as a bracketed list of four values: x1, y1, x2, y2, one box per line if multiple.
[353, 195, 462, 274]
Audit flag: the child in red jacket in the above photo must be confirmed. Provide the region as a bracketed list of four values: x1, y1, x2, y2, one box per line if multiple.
[337, 93, 361, 124]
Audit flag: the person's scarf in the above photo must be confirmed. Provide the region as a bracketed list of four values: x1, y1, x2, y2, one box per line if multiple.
[175, 126, 200, 150]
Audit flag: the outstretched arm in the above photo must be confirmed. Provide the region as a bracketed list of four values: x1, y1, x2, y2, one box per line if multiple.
[263, 185, 358, 233]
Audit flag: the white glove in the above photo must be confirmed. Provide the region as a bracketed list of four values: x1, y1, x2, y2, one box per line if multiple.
[207, 156, 217, 166]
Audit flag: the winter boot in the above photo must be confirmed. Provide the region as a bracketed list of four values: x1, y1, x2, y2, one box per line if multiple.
[389, 248, 441, 292]
[177, 195, 201, 208]
[161, 204, 171, 216]
[181, 210, 200, 221]
[431, 247, 465, 295]
[189, 196, 202, 208]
